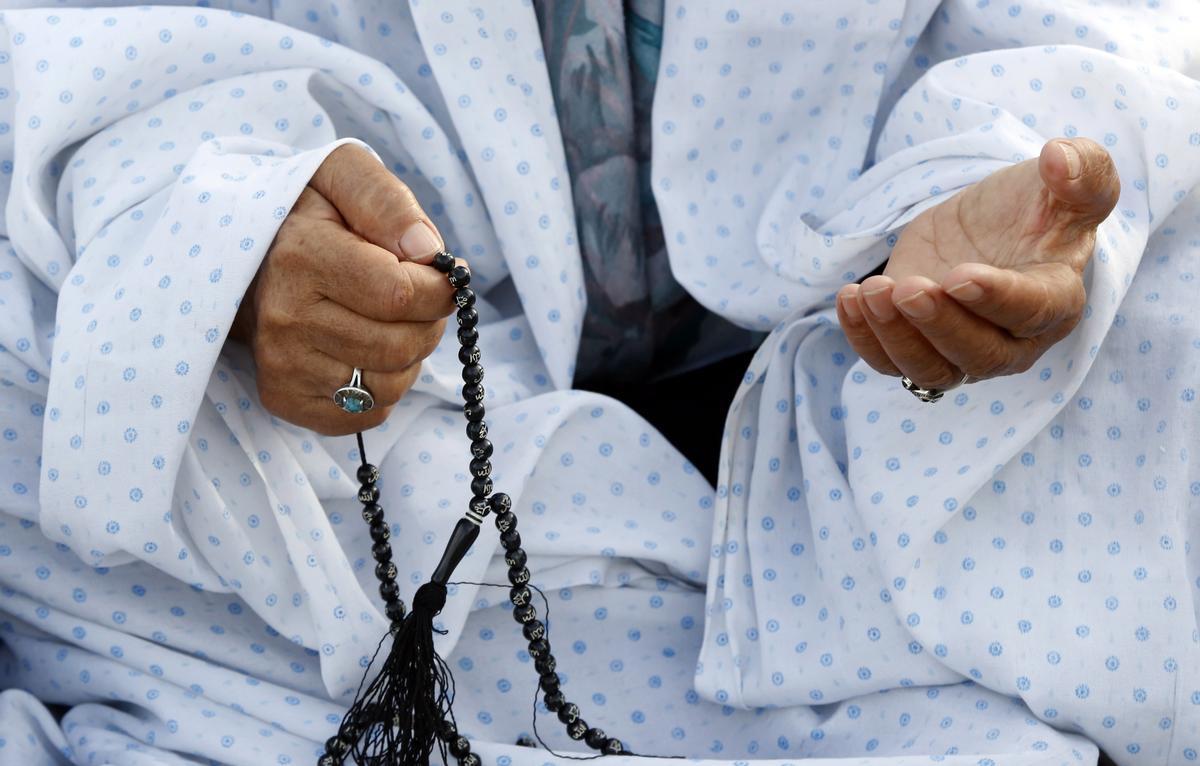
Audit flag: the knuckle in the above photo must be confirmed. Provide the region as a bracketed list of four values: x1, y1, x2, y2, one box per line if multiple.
[381, 367, 424, 408]
[844, 326, 880, 357]
[377, 333, 411, 371]
[927, 368, 962, 390]
[972, 343, 1013, 378]
[318, 145, 358, 180]
[909, 356, 959, 389]
[257, 303, 298, 336]
[328, 143, 361, 163]
[268, 228, 312, 269]
[290, 187, 323, 216]
[865, 358, 897, 376]
[386, 270, 416, 318]
[1065, 279, 1087, 319]
[370, 373, 404, 406]
[1010, 349, 1038, 375]
[384, 179, 420, 214]
[1014, 303, 1056, 338]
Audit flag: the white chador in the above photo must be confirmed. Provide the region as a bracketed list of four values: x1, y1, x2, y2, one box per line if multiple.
[1, 2, 1199, 765]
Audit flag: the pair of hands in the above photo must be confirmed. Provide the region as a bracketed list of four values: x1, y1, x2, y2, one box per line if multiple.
[233, 139, 1119, 436]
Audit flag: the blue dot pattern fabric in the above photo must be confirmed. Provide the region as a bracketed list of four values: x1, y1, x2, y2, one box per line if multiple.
[0, 2, 1196, 766]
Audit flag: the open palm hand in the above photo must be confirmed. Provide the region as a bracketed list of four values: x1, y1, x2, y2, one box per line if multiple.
[837, 138, 1120, 391]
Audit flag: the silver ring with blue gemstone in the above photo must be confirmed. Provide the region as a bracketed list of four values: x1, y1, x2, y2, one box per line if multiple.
[334, 367, 374, 414]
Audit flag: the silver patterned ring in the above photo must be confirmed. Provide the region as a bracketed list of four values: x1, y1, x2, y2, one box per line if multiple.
[900, 373, 971, 404]
[333, 367, 374, 414]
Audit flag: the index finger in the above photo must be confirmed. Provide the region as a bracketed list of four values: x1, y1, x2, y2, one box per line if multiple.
[941, 261, 1085, 340]
[310, 217, 456, 322]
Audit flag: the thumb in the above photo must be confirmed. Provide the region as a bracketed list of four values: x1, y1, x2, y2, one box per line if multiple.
[1038, 137, 1121, 229]
[309, 144, 446, 264]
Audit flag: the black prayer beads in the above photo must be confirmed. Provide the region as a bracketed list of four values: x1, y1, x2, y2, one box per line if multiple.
[322, 253, 623, 765]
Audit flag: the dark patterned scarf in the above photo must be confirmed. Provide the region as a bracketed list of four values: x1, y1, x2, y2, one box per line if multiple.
[535, 0, 761, 387]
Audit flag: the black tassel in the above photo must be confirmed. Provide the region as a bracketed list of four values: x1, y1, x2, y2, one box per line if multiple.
[323, 519, 481, 766]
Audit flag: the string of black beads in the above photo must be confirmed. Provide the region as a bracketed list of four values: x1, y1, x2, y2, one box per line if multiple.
[320, 453, 407, 765]
[491, 491, 624, 754]
[326, 253, 624, 765]
[432, 252, 624, 758]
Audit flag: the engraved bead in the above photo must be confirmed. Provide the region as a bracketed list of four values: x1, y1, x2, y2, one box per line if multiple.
[510, 586, 532, 608]
[457, 326, 479, 346]
[505, 548, 527, 569]
[469, 495, 490, 519]
[454, 287, 475, 308]
[514, 602, 536, 623]
[361, 503, 384, 525]
[466, 420, 488, 440]
[448, 265, 472, 288]
[521, 618, 545, 641]
[543, 690, 565, 712]
[470, 476, 493, 497]
[500, 528, 521, 551]
[356, 464, 379, 484]
[489, 492, 512, 514]
[372, 541, 392, 562]
[469, 457, 492, 478]
[369, 524, 390, 544]
[462, 382, 485, 403]
[456, 306, 479, 329]
[432, 251, 455, 272]
[557, 703, 580, 725]
[585, 728, 608, 750]
[458, 345, 481, 366]
[462, 363, 484, 384]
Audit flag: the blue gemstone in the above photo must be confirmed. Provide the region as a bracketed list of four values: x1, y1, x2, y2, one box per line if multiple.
[343, 397, 363, 413]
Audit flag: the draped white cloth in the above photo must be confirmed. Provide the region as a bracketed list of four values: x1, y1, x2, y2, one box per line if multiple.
[0, 1, 1198, 765]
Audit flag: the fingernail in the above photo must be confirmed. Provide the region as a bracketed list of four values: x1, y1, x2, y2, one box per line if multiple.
[399, 220, 443, 260]
[1058, 141, 1080, 180]
[839, 293, 863, 322]
[947, 280, 984, 302]
[896, 290, 935, 319]
[862, 285, 897, 321]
